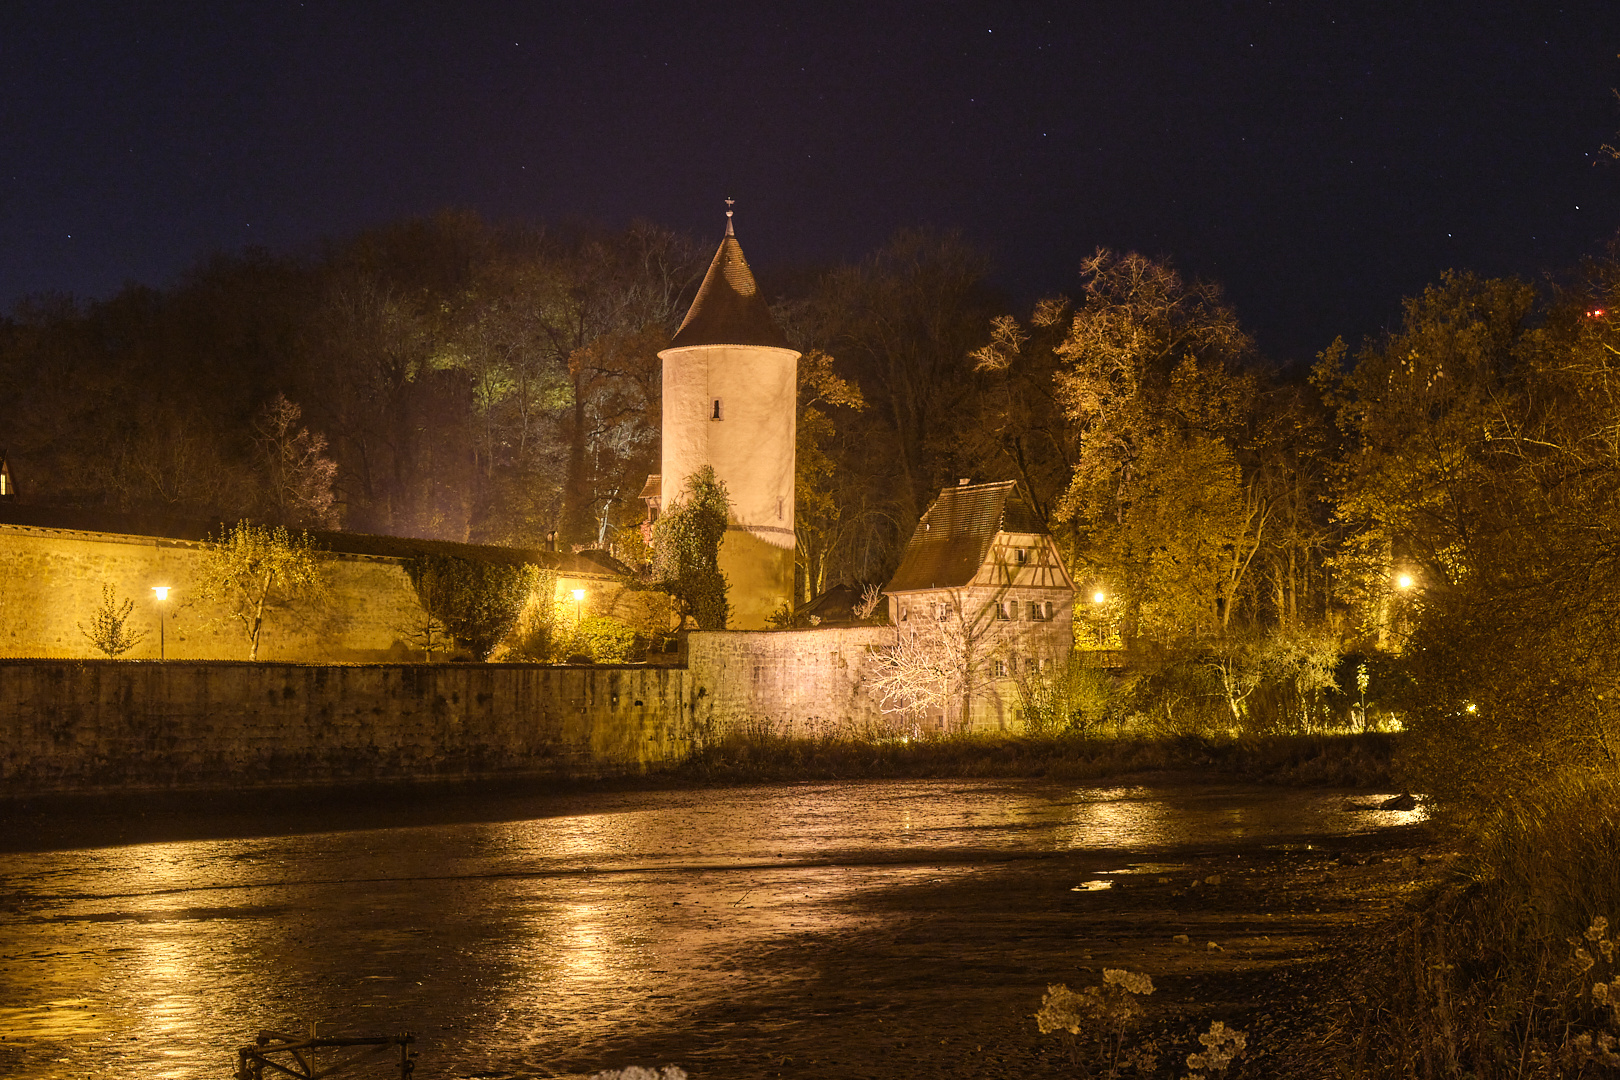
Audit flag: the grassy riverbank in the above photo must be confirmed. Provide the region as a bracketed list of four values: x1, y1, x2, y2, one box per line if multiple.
[666, 729, 1399, 788]
[1290, 772, 1620, 1078]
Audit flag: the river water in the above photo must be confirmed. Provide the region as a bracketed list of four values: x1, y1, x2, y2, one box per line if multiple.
[0, 781, 1423, 1079]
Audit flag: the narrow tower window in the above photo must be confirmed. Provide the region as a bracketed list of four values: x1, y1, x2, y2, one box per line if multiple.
[777, 496, 784, 520]
[711, 398, 723, 420]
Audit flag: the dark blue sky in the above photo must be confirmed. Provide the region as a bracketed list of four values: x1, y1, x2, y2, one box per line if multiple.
[6, 1, 1620, 362]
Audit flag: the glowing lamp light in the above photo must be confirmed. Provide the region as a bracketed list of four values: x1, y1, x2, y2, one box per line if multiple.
[1465, 702, 1479, 714]
[571, 589, 586, 603]
[151, 586, 171, 660]
[1395, 573, 1414, 590]
[1092, 590, 1107, 604]
[1589, 308, 1607, 318]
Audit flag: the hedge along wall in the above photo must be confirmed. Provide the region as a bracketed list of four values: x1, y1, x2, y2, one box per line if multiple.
[0, 660, 693, 794]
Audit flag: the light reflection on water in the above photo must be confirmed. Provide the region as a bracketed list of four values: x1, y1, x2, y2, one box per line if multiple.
[0, 781, 1420, 1078]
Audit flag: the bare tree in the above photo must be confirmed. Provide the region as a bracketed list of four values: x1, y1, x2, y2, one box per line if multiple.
[253, 394, 340, 528]
[867, 594, 993, 731]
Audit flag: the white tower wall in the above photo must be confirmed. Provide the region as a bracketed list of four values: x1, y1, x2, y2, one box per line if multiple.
[660, 342, 798, 628]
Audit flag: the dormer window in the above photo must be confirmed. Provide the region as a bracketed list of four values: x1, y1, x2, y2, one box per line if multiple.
[1014, 547, 1028, 564]
[711, 398, 723, 420]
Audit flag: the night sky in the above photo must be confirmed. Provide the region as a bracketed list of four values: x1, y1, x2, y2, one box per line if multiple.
[7, 1, 1620, 363]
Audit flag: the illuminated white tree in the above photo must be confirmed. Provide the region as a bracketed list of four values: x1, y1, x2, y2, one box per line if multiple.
[867, 593, 992, 730]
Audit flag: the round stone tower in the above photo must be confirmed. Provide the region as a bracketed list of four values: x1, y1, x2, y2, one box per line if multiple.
[658, 210, 799, 629]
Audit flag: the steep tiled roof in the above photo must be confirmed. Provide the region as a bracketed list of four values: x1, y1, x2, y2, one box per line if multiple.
[668, 233, 792, 350]
[885, 481, 1048, 592]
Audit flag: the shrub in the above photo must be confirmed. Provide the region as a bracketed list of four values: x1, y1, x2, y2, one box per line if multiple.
[405, 554, 542, 661]
[78, 583, 148, 658]
[1016, 658, 1119, 735]
[1035, 969, 1159, 1076]
[651, 466, 730, 630]
[1332, 771, 1620, 1077]
[563, 615, 639, 663]
[1125, 656, 1228, 737]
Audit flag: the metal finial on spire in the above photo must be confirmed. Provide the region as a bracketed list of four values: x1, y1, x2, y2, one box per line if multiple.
[725, 197, 735, 237]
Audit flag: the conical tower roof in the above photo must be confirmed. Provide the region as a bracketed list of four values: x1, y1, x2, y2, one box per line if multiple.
[669, 219, 792, 350]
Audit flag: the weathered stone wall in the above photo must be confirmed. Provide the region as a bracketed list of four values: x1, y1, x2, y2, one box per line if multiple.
[0, 626, 1037, 797]
[685, 627, 894, 737]
[0, 524, 632, 664]
[0, 525, 429, 662]
[0, 660, 692, 794]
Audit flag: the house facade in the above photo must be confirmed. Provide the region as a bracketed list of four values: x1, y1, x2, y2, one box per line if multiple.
[884, 480, 1075, 730]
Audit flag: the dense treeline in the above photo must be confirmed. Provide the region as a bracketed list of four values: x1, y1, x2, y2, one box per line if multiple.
[0, 212, 699, 547]
[8, 214, 1620, 773]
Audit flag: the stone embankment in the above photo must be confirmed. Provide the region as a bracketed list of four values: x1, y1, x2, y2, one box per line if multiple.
[0, 627, 893, 796]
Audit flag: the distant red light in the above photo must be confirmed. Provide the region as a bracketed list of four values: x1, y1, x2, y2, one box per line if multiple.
[1589, 308, 1607, 318]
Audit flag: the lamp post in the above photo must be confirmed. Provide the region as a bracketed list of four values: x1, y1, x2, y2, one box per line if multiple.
[572, 588, 586, 629]
[151, 586, 170, 659]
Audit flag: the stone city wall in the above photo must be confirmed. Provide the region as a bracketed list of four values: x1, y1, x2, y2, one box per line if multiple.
[0, 660, 692, 794]
[0, 524, 629, 663]
[0, 525, 430, 662]
[0, 626, 1046, 797]
[685, 626, 895, 738]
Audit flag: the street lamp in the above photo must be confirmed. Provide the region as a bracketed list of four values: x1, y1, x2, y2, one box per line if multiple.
[572, 588, 586, 628]
[1395, 573, 1414, 591]
[1092, 590, 1107, 604]
[151, 586, 170, 659]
